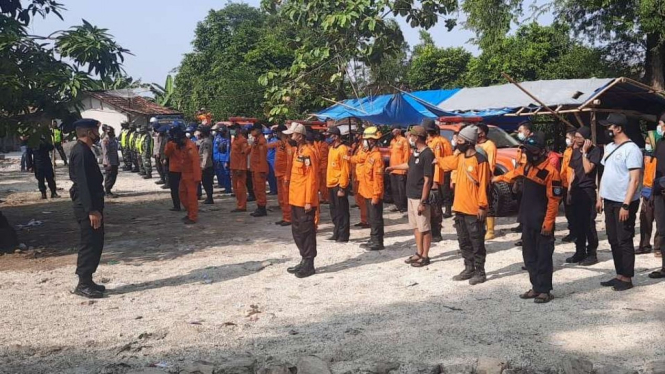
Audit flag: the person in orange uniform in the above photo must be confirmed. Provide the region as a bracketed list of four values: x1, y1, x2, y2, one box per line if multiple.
[560, 130, 577, 243]
[165, 127, 201, 224]
[435, 125, 491, 286]
[230, 125, 251, 213]
[268, 124, 293, 226]
[423, 119, 453, 242]
[350, 128, 370, 228]
[324, 126, 351, 242]
[493, 132, 562, 303]
[357, 126, 385, 251]
[164, 126, 184, 212]
[249, 123, 269, 217]
[476, 123, 498, 240]
[389, 124, 411, 213]
[283, 123, 319, 278]
[638, 135, 659, 254]
[316, 133, 330, 205]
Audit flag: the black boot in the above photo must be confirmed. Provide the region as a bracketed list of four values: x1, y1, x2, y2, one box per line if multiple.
[469, 268, 487, 285]
[580, 249, 598, 266]
[360, 240, 376, 249]
[432, 228, 443, 242]
[565, 253, 586, 264]
[368, 242, 385, 251]
[287, 259, 305, 274]
[74, 276, 103, 299]
[40, 191, 47, 200]
[203, 198, 214, 205]
[250, 206, 267, 217]
[295, 258, 315, 278]
[452, 263, 475, 281]
[155, 180, 165, 185]
[51, 191, 60, 198]
[443, 206, 452, 219]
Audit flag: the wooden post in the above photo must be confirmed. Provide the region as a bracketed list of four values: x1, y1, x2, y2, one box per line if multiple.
[590, 111, 597, 144]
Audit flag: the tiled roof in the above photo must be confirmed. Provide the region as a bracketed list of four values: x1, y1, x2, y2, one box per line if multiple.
[86, 91, 182, 116]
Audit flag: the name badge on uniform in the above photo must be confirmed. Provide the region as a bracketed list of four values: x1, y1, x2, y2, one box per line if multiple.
[415, 158, 420, 164]
[467, 166, 473, 172]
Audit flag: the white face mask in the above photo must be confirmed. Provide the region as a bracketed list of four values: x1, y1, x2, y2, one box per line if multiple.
[363, 140, 369, 149]
[212, 131, 217, 136]
[517, 132, 526, 141]
[408, 139, 416, 148]
[565, 138, 572, 147]
[646, 144, 653, 152]
[186, 133, 191, 138]
[658, 125, 664, 137]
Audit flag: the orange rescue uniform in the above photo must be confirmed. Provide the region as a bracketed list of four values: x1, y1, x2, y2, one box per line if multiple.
[389, 135, 410, 175]
[177, 140, 202, 222]
[250, 134, 269, 207]
[436, 152, 491, 216]
[478, 139, 497, 174]
[289, 144, 319, 208]
[350, 144, 368, 224]
[230, 135, 250, 210]
[268, 139, 293, 222]
[317, 141, 329, 203]
[327, 143, 350, 189]
[428, 135, 453, 185]
[357, 148, 384, 202]
[561, 147, 573, 188]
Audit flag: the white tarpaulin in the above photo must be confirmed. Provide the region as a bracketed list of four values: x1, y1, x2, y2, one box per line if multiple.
[437, 78, 615, 112]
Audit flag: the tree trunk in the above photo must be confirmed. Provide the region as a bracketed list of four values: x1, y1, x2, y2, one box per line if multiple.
[644, 32, 665, 91]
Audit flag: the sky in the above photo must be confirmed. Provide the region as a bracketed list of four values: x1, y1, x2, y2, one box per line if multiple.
[29, 0, 553, 86]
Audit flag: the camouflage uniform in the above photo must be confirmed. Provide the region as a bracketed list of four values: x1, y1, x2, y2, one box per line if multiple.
[141, 125, 153, 179]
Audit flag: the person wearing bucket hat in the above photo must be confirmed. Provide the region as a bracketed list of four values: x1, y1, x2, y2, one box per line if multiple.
[435, 125, 491, 286]
[567, 126, 602, 266]
[423, 118, 453, 242]
[597, 113, 643, 291]
[68, 119, 106, 298]
[388, 124, 410, 214]
[493, 131, 562, 303]
[283, 120, 319, 278]
[324, 126, 351, 242]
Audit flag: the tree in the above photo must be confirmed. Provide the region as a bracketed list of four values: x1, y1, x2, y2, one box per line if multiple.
[0, 0, 130, 138]
[150, 75, 175, 108]
[259, 0, 459, 119]
[407, 31, 473, 90]
[464, 23, 620, 87]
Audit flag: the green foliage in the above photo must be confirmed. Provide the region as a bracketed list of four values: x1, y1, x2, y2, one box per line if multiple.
[0, 0, 129, 135]
[259, 0, 458, 120]
[465, 23, 618, 87]
[407, 31, 472, 90]
[150, 75, 175, 108]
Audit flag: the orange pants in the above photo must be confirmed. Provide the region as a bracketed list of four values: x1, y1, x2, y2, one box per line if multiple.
[253, 171, 267, 207]
[353, 180, 367, 224]
[319, 171, 328, 202]
[232, 170, 247, 210]
[277, 176, 291, 222]
[179, 177, 199, 222]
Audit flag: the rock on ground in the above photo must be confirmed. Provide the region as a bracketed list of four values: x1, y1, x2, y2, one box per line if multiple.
[296, 356, 332, 374]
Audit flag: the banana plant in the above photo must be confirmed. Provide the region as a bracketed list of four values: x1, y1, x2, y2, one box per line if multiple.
[150, 74, 174, 107]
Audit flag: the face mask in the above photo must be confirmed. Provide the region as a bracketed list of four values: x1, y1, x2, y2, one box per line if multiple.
[607, 130, 615, 139]
[457, 142, 470, 153]
[565, 138, 572, 147]
[408, 139, 416, 148]
[288, 139, 298, 147]
[646, 144, 653, 152]
[658, 125, 664, 137]
[363, 140, 369, 149]
[517, 132, 526, 141]
[212, 131, 217, 136]
[186, 133, 191, 138]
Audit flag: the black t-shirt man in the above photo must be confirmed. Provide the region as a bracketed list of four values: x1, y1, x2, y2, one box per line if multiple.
[406, 147, 435, 199]
[569, 146, 602, 190]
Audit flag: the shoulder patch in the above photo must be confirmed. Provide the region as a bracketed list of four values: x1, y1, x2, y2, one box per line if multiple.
[552, 186, 563, 197]
[536, 169, 550, 180]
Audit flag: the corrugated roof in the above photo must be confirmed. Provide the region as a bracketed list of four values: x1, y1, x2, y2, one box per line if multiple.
[86, 91, 182, 116]
[437, 78, 614, 112]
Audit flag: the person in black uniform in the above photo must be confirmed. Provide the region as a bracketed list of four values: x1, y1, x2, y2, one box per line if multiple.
[31, 136, 60, 200]
[68, 119, 106, 299]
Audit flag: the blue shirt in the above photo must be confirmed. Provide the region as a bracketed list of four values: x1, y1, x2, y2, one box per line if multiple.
[213, 134, 230, 163]
[267, 137, 278, 165]
[600, 141, 643, 203]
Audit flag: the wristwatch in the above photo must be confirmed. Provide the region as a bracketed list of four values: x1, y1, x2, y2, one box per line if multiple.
[621, 203, 629, 210]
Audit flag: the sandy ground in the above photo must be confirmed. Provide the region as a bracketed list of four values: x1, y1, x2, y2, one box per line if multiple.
[0, 157, 664, 374]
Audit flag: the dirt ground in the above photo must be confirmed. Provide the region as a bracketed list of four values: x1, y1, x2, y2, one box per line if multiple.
[1, 157, 664, 374]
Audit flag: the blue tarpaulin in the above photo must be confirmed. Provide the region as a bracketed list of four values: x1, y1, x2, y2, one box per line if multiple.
[316, 89, 460, 127]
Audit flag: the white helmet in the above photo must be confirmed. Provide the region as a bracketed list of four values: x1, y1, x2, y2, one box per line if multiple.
[149, 117, 158, 123]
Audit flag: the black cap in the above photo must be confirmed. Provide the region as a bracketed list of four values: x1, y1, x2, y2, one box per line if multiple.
[275, 124, 288, 132]
[198, 125, 211, 134]
[522, 131, 546, 151]
[600, 113, 628, 127]
[325, 126, 341, 136]
[421, 118, 436, 132]
[252, 123, 264, 131]
[576, 126, 592, 140]
[62, 118, 100, 133]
